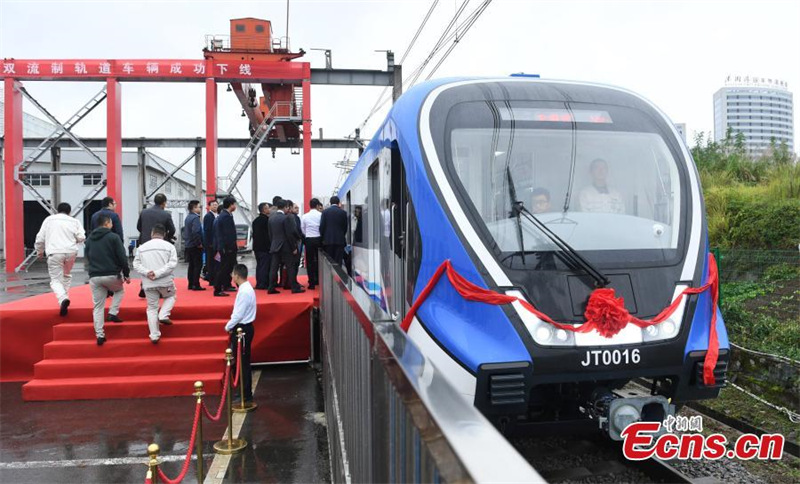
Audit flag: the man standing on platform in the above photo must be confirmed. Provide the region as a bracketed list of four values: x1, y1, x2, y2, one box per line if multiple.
[85, 214, 130, 345]
[214, 197, 238, 297]
[225, 264, 256, 405]
[90, 197, 123, 241]
[183, 200, 205, 291]
[203, 200, 219, 285]
[133, 223, 178, 344]
[319, 196, 348, 265]
[35, 202, 86, 316]
[301, 198, 323, 290]
[267, 199, 305, 294]
[136, 194, 176, 297]
[251, 202, 271, 290]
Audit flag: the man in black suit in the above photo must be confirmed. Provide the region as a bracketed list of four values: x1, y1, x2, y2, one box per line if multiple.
[213, 197, 239, 297]
[251, 202, 271, 289]
[319, 195, 348, 265]
[203, 200, 219, 285]
[267, 199, 305, 294]
[136, 193, 176, 297]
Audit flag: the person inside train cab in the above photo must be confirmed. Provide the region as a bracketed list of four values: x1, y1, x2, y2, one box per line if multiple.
[578, 158, 625, 214]
[530, 187, 552, 214]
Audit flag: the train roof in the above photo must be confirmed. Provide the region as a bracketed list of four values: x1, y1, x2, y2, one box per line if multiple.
[338, 77, 671, 195]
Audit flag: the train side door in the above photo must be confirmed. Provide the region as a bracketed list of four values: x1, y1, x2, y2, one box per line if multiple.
[377, 145, 408, 320]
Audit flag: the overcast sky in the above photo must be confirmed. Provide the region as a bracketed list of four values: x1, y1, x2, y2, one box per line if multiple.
[2, 0, 798, 205]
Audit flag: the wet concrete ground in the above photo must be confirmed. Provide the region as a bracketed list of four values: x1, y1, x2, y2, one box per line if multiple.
[0, 365, 330, 484]
[0, 255, 329, 483]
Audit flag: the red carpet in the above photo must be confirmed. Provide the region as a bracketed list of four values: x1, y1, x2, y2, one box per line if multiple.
[0, 277, 317, 401]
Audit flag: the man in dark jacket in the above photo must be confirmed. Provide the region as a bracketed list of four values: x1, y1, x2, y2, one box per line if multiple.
[319, 196, 348, 265]
[183, 200, 205, 291]
[285, 199, 303, 287]
[267, 199, 304, 293]
[251, 202, 271, 289]
[202, 200, 219, 284]
[213, 196, 239, 296]
[90, 196, 124, 241]
[136, 193, 176, 297]
[85, 214, 131, 345]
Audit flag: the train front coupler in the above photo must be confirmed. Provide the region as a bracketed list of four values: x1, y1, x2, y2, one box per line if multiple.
[584, 387, 675, 440]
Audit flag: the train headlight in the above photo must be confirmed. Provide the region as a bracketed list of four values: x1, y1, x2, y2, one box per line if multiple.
[535, 326, 553, 343]
[641, 285, 689, 342]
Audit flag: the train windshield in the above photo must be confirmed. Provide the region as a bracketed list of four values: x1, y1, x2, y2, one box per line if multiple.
[445, 101, 685, 265]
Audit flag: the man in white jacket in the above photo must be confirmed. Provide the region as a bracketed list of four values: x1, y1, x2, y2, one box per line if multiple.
[34, 202, 86, 316]
[133, 223, 178, 343]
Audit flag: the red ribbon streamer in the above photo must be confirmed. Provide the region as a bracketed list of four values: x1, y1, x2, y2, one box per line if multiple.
[157, 400, 202, 484]
[401, 254, 720, 386]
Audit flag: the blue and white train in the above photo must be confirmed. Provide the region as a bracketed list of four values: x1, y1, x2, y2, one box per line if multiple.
[337, 77, 728, 438]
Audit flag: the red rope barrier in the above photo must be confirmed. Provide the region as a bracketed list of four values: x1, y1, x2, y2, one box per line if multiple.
[232, 337, 242, 388]
[202, 364, 230, 422]
[401, 254, 721, 385]
[157, 401, 202, 484]
[145, 472, 152, 484]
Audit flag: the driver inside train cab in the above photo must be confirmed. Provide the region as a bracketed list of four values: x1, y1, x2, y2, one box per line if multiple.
[579, 158, 626, 214]
[530, 187, 552, 214]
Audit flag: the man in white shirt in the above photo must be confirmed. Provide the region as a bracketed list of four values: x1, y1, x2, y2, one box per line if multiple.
[579, 158, 626, 214]
[133, 223, 178, 343]
[34, 202, 86, 316]
[225, 264, 256, 403]
[301, 198, 323, 290]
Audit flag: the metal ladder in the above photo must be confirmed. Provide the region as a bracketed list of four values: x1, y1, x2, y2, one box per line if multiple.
[220, 101, 302, 195]
[15, 250, 40, 273]
[19, 86, 108, 171]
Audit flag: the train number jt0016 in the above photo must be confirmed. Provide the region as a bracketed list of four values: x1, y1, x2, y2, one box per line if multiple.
[580, 349, 640, 367]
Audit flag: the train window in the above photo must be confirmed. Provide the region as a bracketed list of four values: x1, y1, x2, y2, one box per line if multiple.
[255, 24, 265, 33]
[445, 101, 684, 259]
[235, 24, 245, 32]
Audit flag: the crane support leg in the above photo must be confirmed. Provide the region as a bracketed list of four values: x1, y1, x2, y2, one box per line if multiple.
[205, 78, 218, 201]
[107, 78, 123, 219]
[3, 78, 24, 272]
[302, 79, 312, 203]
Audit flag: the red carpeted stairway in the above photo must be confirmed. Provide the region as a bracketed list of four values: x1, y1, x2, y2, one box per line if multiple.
[22, 318, 228, 401]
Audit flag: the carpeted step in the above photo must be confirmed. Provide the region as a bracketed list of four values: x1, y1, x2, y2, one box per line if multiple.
[33, 353, 226, 380]
[43, 336, 228, 359]
[53, 320, 225, 340]
[22, 372, 224, 401]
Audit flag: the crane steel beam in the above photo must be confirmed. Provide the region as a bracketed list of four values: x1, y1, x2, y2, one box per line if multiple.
[310, 68, 393, 86]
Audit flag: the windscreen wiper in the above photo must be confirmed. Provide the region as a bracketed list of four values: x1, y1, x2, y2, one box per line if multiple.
[506, 166, 527, 265]
[506, 171, 610, 287]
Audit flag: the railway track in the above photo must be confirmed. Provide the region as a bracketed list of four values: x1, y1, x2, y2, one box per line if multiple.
[510, 433, 701, 483]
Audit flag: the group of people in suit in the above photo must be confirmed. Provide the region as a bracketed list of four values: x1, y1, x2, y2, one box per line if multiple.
[249, 195, 349, 295]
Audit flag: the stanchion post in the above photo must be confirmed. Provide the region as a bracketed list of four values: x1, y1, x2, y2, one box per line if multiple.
[193, 381, 205, 483]
[233, 328, 257, 413]
[147, 443, 160, 484]
[213, 349, 247, 455]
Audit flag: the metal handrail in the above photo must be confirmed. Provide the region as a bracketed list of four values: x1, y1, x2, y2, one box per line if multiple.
[319, 255, 543, 483]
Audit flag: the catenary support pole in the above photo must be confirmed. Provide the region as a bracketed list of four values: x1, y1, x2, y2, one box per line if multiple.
[106, 78, 123, 219]
[137, 147, 146, 210]
[251, 151, 258, 212]
[51, 146, 61, 208]
[3, 78, 24, 272]
[194, 146, 203, 202]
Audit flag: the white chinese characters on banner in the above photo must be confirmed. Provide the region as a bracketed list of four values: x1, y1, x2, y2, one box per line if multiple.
[51, 62, 63, 74]
[99, 62, 112, 75]
[2, 63, 15, 74]
[239, 64, 252, 76]
[122, 63, 134, 74]
[193, 63, 205, 75]
[74, 62, 87, 74]
[26, 63, 40, 74]
[217, 64, 228, 75]
[146, 62, 159, 74]
[170, 63, 182, 74]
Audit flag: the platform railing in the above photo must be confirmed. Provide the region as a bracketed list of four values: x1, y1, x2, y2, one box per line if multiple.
[319, 255, 544, 483]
